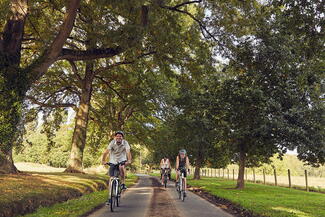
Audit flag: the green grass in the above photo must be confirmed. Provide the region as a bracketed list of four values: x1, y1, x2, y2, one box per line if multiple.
[19, 174, 138, 217]
[0, 172, 109, 217]
[187, 177, 325, 217]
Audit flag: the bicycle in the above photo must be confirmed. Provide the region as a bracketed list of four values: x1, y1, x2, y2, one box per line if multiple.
[162, 168, 169, 188]
[106, 161, 126, 212]
[176, 168, 187, 202]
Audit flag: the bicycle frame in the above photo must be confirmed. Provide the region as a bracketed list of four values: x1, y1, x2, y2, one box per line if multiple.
[107, 161, 126, 212]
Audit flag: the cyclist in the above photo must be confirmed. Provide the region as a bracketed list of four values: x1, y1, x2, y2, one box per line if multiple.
[160, 156, 171, 185]
[101, 131, 132, 204]
[175, 149, 190, 196]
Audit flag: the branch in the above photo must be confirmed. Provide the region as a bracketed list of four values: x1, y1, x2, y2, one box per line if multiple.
[171, 0, 202, 9]
[26, 96, 76, 108]
[57, 47, 123, 61]
[94, 76, 127, 102]
[93, 51, 156, 75]
[159, 1, 218, 42]
[31, 0, 81, 79]
[68, 60, 83, 83]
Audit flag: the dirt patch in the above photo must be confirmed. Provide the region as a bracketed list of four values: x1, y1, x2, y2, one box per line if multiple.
[146, 178, 181, 217]
[188, 186, 263, 217]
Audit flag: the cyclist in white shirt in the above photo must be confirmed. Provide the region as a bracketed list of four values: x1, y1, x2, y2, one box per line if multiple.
[160, 156, 171, 185]
[102, 131, 132, 204]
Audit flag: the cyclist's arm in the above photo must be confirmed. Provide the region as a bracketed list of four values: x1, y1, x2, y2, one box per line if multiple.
[101, 149, 110, 165]
[175, 156, 179, 170]
[126, 150, 132, 164]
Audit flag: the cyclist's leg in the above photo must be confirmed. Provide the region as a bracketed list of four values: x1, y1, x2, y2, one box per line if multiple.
[183, 169, 187, 193]
[107, 165, 115, 204]
[119, 165, 127, 189]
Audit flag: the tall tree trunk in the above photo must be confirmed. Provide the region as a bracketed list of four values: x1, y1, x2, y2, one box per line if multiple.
[0, 0, 28, 174]
[236, 144, 246, 189]
[65, 63, 94, 173]
[194, 165, 201, 180]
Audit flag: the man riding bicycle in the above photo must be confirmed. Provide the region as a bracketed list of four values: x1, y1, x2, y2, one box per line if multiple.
[160, 156, 171, 185]
[175, 149, 190, 196]
[101, 131, 132, 205]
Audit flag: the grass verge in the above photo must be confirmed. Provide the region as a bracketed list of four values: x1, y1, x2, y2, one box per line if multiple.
[187, 177, 325, 217]
[18, 174, 138, 217]
[0, 172, 108, 217]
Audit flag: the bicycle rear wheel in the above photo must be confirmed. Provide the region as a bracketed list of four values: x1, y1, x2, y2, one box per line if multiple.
[178, 179, 182, 199]
[164, 175, 167, 188]
[110, 180, 116, 212]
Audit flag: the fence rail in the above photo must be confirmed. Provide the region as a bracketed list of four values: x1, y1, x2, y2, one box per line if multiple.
[192, 167, 325, 192]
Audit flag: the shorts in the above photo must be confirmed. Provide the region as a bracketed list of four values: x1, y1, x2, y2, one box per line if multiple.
[178, 167, 187, 177]
[109, 164, 122, 177]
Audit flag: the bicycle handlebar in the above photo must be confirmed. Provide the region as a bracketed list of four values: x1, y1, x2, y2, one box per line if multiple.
[105, 160, 127, 166]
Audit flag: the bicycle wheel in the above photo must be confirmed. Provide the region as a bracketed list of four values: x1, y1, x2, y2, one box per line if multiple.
[178, 179, 182, 199]
[110, 180, 116, 212]
[181, 179, 185, 202]
[164, 175, 167, 188]
[116, 181, 121, 207]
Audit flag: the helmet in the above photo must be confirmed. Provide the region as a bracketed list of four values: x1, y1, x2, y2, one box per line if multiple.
[179, 149, 186, 155]
[115, 131, 124, 137]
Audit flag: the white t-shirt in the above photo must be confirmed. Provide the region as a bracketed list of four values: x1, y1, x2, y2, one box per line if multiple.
[161, 158, 170, 169]
[107, 139, 130, 164]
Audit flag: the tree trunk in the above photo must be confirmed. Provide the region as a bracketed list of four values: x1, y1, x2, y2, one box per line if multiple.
[65, 63, 94, 173]
[194, 165, 201, 180]
[0, 150, 18, 174]
[236, 145, 246, 189]
[0, 0, 28, 174]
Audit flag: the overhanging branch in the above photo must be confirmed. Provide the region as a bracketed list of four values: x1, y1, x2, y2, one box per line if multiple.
[26, 96, 76, 108]
[58, 47, 123, 61]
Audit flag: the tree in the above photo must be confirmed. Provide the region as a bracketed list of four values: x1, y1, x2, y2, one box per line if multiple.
[0, 0, 80, 174]
[22, 0, 214, 172]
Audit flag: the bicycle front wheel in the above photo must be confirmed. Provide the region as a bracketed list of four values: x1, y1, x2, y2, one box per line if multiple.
[110, 180, 117, 212]
[116, 182, 121, 207]
[181, 179, 185, 202]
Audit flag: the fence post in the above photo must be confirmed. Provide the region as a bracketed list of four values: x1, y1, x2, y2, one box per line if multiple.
[219, 169, 221, 177]
[227, 169, 230, 179]
[253, 168, 256, 183]
[274, 168, 277, 186]
[263, 169, 266, 185]
[233, 169, 235, 180]
[305, 170, 309, 192]
[288, 169, 291, 188]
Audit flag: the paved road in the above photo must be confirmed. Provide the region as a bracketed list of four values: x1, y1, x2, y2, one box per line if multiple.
[87, 175, 233, 217]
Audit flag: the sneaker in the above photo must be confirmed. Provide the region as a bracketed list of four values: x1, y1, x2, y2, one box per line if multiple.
[106, 199, 111, 205]
[121, 184, 127, 190]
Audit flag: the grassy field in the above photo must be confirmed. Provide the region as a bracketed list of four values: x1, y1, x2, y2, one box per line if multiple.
[19, 174, 138, 217]
[187, 177, 325, 217]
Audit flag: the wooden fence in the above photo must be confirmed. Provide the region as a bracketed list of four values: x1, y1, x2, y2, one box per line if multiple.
[191, 167, 325, 192]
